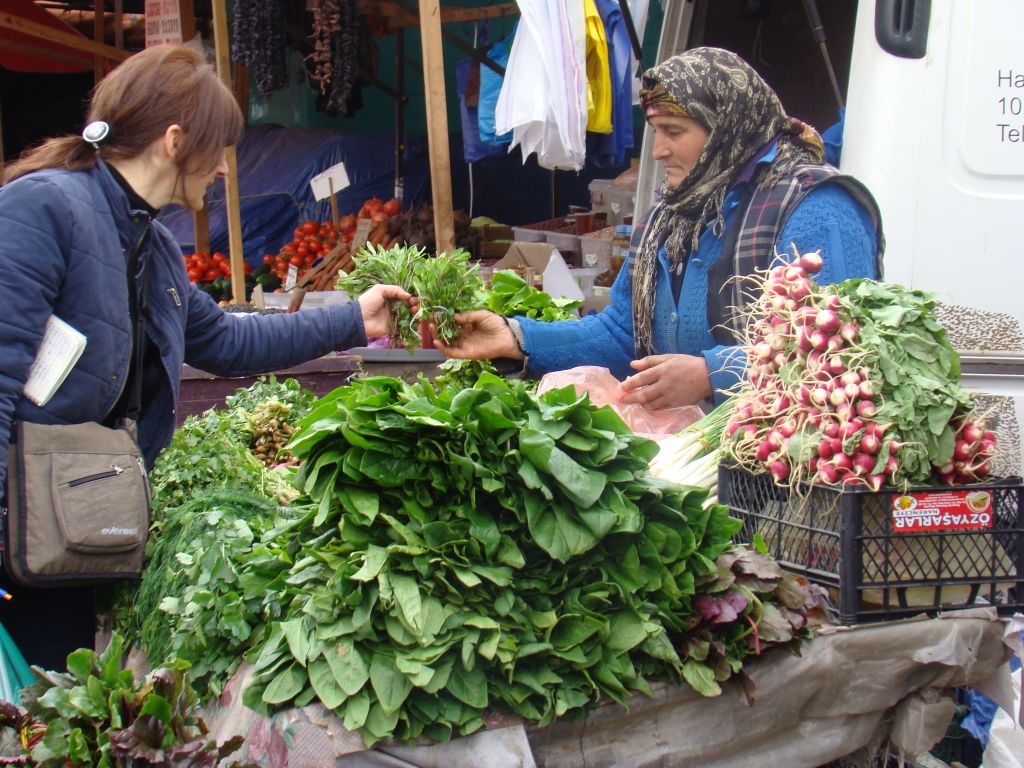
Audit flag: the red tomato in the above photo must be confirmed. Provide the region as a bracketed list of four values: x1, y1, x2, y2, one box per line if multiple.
[302, 220, 318, 235]
[289, 255, 302, 267]
[187, 268, 201, 282]
[371, 211, 388, 224]
[382, 198, 402, 217]
[204, 267, 220, 281]
[263, 254, 274, 265]
[340, 214, 357, 231]
[296, 244, 309, 258]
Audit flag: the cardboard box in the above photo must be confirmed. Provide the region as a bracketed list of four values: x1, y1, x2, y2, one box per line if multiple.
[492, 242, 585, 302]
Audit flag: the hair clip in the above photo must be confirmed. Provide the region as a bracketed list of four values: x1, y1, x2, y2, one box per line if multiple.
[82, 120, 110, 149]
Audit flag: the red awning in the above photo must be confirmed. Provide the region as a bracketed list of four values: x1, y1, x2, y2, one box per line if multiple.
[1, 0, 93, 73]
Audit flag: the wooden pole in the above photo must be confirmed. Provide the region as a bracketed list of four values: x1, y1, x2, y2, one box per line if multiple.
[210, 0, 247, 305]
[93, 0, 106, 85]
[418, 0, 455, 254]
[177, 0, 210, 254]
[329, 178, 340, 231]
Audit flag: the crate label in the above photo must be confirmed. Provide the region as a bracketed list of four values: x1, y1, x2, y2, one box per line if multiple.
[891, 490, 994, 532]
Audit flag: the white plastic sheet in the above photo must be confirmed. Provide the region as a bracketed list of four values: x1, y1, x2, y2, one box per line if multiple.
[495, 0, 587, 170]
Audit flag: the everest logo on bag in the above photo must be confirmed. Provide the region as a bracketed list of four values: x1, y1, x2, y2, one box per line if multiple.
[101, 526, 139, 536]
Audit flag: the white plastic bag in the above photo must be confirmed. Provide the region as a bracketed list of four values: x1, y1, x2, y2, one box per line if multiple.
[495, 0, 587, 170]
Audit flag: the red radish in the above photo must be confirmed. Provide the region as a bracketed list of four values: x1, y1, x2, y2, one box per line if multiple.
[953, 440, 973, 462]
[756, 441, 775, 462]
[839, 322, 859, 344]
[815, 309, 841, 333]
[824, 294, 842, 311]
[834, 403, 853, 421]
[810, 330, 829, 352]
[828, 357, 846, 376]
[858, 380, 875, 399]
[817, 463, 839, 484]
[840, 370, 861, 387]
[818, 438, 835, 460]
[844, 382, 861, 401]
[866, 474, 885, 491]
[798, 252, 823, 274]
[770, 460, 790, 482]
[859, 433, 881, 455]
[833, 452, 853, 471]
[856, 400, 877, 419]
[960, 422, 984, 445]
[784, 266, 805, 283]
[852, 453, 876, 475]
[824, 422, 841, 439]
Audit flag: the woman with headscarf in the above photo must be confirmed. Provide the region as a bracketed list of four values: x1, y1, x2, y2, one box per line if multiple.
[433, 47, 883, 408]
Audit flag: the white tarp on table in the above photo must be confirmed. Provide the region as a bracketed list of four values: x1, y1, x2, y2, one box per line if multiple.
[201, 609, 1022, 768]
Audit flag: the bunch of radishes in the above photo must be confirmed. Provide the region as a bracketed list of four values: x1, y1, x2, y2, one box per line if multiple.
[723, 251, 995, 490]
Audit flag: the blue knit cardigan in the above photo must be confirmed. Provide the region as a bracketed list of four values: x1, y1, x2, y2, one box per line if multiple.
[517, 151, 880, 404]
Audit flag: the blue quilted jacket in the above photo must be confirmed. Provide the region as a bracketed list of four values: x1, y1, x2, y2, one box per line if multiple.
[518, 149, 881, 404]
[0, 160, 367, 491]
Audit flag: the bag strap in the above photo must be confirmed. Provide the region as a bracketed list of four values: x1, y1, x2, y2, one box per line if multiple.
[122, 223, 152, 424]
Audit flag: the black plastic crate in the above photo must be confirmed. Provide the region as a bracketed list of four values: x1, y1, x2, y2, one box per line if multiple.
[718, 464, 1024, 624]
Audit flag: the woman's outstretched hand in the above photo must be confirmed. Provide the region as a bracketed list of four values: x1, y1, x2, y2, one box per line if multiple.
[356, 284, 417, 339]
[619, 353, 713, 409]
[429, 310, 523, 360]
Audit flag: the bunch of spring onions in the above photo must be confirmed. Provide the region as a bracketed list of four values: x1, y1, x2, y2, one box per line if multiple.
[648, 400, 736, 506]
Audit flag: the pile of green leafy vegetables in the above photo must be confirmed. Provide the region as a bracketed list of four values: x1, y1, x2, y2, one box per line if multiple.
[123, 490, 295, 698]
[216, 374, 820, 745]
[111, 377, 317, 668]
[148, 376, 315, 510]
[14, 634, 246, 768]
[483, 269, 582, 321]
[111, 374, 821, 747]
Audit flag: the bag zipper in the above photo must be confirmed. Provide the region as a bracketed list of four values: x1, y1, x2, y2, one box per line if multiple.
[64, 465, 127, 488]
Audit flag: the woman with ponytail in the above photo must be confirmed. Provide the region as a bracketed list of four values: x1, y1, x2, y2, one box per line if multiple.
[0, 45, 412, 669]
[431, 47, 884, 410]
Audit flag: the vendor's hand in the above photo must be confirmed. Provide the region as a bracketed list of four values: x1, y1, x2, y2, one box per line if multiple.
[357, 284, 416, 339]
[619, 354, 713, 409]
[431, 310, 522, 360]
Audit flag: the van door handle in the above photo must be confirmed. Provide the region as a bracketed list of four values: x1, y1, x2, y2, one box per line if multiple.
[875, 0, 932, 59]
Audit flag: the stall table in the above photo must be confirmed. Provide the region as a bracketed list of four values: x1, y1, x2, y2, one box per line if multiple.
[199, 609, 1022, 768]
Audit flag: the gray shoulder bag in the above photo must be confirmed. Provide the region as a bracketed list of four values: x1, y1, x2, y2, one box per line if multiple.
[1, 226, 153, 587]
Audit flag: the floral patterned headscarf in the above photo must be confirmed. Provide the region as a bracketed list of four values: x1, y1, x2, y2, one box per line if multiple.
[632, 47, 824, 357]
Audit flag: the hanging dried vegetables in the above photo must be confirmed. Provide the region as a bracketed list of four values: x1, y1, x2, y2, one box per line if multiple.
[308, 0, 341, 94]
[232, 0, 289, 98]
[326, 0, 362, 116]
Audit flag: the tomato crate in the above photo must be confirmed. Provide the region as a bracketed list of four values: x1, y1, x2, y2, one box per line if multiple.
[718, 464, 1024, 624]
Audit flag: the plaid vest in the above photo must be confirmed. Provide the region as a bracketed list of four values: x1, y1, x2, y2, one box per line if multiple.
[705, 164, 885, 345]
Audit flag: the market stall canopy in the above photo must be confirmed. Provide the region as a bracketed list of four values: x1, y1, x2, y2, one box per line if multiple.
[0, 0, 93, 73]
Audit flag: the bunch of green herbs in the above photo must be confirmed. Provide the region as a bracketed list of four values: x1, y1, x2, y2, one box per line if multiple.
[336, 243, 425, 349]
[118, 490, 293, 698]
